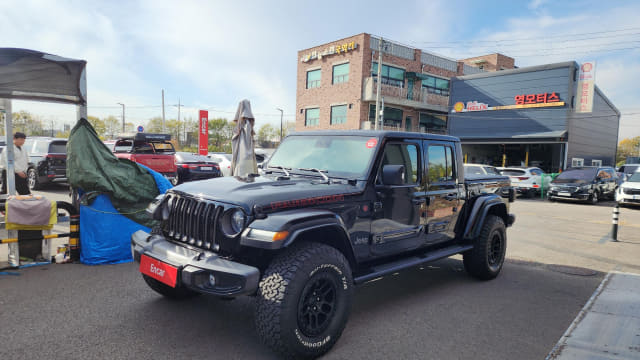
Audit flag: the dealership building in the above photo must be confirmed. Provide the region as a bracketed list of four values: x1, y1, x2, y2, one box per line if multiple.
[295, 33, 619, 172]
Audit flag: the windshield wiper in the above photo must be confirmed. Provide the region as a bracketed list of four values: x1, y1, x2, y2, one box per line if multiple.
[268, 165, 291, 177]
[298, 168, 330, 183]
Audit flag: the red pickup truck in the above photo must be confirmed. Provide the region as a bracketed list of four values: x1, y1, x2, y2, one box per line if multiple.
[111, 133, 178, 185]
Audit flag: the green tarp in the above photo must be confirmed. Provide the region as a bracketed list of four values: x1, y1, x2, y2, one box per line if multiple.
[67, 118, 159, 227]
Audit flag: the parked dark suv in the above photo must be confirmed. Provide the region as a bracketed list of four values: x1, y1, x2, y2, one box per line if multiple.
[23, 137, 68, 190]
[547, 166, 618, 204]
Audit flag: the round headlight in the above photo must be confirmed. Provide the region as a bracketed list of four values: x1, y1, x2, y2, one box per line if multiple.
[220, 208, 246, 237]
[231, 209, 246, 234]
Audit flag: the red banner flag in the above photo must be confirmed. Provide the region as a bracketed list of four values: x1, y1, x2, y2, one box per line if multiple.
[198, 110, 208, 155]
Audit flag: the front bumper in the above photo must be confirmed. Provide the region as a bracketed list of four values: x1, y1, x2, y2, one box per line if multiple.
[131, 230, 260, 297]
[548, 189, 591, 201]
[616, 192, 640, 205]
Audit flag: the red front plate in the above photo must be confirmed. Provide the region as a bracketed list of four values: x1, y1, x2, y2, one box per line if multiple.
[140, 254, 179, 288]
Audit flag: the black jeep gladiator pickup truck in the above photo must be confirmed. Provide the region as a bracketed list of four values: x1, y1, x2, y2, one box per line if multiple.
[131, 131, 515, 359]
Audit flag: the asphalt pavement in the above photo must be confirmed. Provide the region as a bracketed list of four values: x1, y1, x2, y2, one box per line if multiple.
[1, 189, 639, 359]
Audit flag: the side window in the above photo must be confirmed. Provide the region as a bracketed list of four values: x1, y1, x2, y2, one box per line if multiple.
[378, 143, 419, 185]
[36, 141, 49, 154]
[428, 145, 455, 190]
[597, 170, 609, 179]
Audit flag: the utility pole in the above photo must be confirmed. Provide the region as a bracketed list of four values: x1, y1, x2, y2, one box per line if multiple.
[374, 37, 383, 130]
[50, 120, 55, 137]
[276, 108, 283, 142]
[161, 89, 166, 133]
[117, 102, 125, 132]
[173, 99, 184, 144]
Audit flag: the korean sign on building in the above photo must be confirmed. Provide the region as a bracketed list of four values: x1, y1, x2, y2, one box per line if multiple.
[301, 41, 358, 63]
[451, 92, 564, 113]
[576, 61, 596, 113]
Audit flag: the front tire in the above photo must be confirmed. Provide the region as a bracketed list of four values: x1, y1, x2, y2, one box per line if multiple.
[255, 242, 353, 359]
[142, 274, 200, 300]
[463, 215, 506, 280]
[589, 191, 599, 205]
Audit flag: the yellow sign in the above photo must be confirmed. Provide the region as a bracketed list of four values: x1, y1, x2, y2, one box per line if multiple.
[301, 41, 358, 63]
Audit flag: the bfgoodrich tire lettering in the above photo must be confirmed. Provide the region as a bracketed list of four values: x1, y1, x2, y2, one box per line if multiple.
[255, 242, 353, 359]
[142, 274, 200, 300]
[463, 215, 506, 280]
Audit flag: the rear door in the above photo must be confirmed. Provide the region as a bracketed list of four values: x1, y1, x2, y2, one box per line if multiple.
[423, 141, 460, 245]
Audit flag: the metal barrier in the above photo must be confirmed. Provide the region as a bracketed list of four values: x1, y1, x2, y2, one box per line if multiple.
[0, 200, 79, 263]
[540, 173, 560, 199]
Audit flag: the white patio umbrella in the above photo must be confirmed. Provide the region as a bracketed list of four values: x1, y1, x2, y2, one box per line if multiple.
[231, 99, 258, 177]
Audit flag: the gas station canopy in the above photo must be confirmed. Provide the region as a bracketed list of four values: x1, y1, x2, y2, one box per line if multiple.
[0, 48, 86, 105]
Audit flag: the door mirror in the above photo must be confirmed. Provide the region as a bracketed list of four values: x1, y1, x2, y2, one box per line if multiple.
[382, 164, 405, 185]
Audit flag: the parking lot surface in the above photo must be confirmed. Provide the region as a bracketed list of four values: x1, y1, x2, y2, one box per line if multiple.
[0, 188, 638, 359]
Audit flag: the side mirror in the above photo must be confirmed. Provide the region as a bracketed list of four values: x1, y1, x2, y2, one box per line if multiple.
[382, 164, 405, 185]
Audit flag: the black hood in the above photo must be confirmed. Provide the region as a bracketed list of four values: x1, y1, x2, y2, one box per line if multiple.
[168, 175, 364, 213]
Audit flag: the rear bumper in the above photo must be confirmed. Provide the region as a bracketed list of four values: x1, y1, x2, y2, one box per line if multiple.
[131, 230, 260, 297]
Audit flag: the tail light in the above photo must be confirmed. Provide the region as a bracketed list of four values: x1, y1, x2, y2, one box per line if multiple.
[532, 184, 540, 188]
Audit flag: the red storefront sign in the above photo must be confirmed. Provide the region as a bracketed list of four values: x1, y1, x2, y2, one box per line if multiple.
[198, 110, 208, 156]
[514, 92, 560, 105]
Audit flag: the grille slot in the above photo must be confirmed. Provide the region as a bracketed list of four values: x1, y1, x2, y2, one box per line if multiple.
[163, 194, 224, 251]
[624, 188, 640, 195]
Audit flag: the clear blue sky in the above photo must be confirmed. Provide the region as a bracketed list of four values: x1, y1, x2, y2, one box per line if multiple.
[1, 0, 639, 138]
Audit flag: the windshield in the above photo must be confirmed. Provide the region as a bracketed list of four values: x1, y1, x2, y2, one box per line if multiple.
[628, 172, 640, 182]
[620, 165, 640, 174]
[267, 135, 378, 179]
[500, 169, 525, 176]
[554, 168, 597, 182]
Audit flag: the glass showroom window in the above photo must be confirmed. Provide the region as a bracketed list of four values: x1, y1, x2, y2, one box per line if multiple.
[305, 108, 320, 127]
[333, 63, 349, 84]
[331, 105, 347, 125]
[307, 69, 321, 89]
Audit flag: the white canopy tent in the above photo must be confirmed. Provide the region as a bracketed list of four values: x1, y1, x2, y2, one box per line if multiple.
[0, 48, 87, 195]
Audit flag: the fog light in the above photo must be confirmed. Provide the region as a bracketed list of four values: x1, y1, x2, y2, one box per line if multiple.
[209, 274, 216, 287]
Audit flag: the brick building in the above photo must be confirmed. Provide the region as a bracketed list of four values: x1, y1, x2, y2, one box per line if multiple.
[295, 33, 514, 133]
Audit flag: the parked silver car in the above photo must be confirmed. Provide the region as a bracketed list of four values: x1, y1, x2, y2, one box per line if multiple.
[498, 167, 550, 197]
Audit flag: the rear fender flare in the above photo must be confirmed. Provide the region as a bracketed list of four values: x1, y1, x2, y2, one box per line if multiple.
[463, 194, 508, 240]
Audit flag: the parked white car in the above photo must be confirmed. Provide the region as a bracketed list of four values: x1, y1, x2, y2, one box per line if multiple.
[207, 153, 232, 177]
[617, 164, 640, 182]
[498, 167, 551, 197]
[464, 163, 502, 176]
[616, 170, 640, 206]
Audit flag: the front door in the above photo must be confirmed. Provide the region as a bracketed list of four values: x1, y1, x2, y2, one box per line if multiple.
[371, 139, 424, 257]
[423, 141, 460, 245]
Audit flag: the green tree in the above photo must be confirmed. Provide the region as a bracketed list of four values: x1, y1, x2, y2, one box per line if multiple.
[617, 137, 640, 165]
[256, 123, 279, 147]
[87, 115, 106, 137]
[145, 117, 164, 133]
[208, 118, 232, 151]
[104, 115, 120, 139]
[10, 110, 45, 136]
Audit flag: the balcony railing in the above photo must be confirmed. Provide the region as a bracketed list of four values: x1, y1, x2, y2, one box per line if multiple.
[363, 77, 449, 108]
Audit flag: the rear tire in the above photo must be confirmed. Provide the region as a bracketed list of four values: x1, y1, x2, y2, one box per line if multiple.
[463, 215, 506, 280]
[27, 168, 43, 190]
[255, 242, 353, 359]
[142, 274, 200, 300]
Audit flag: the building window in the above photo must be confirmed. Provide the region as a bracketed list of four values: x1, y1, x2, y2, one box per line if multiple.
[369, 104, 402, 128]
[331, 105, 347, 125]
[419, 113, 447, 133]
[305, 108, 320, 126]
[371, 62, 405, 87]
[571, 158, 584, 167]
[306, 69, 321, 89]
[332, 63, 349, 84]
[421, 75, 450, 96]
[592, 159, 602, 167]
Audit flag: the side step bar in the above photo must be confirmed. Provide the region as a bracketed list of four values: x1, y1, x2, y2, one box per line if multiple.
[354, 244, 473, 284]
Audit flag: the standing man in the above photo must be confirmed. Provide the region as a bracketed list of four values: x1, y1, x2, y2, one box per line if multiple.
[0, 132, 30, 195]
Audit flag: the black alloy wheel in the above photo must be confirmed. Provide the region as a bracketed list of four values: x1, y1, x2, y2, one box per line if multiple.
[590, 191, 599, 205]
[27, 168, 41, 190]
[297, 273, 338, 337]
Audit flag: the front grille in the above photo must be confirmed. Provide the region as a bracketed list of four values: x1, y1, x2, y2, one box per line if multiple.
[624, 188, 640, 195]
[162, 194, 224, 251]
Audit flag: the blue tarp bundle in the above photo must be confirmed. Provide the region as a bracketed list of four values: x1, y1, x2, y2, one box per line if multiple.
[79, 166, 171, 265]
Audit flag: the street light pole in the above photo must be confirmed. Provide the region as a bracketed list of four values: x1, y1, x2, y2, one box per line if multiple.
[276, 108, 283, 142]
[117, 102, 125, 132]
